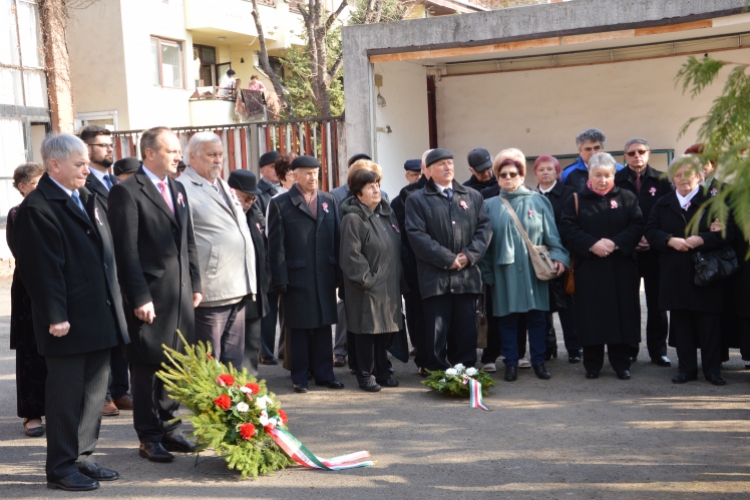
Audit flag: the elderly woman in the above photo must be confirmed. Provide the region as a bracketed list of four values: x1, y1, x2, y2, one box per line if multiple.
[340, 167, 403, 392]
[645, 156, 735, 386]
[534, 155, 581, 363]
[8, 163, 47, 437]
[560, 153, 644, 380]
[480, 152, 569, 382]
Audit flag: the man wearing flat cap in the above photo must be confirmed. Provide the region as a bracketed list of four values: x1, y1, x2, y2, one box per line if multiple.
[256, 151, 281, 216]
[405, 148, 492, 371]
[268, 155, 344, 393]
[113, 157, 139, 181]
[463, 148, 496, 192]
[227, 169, 272, 376]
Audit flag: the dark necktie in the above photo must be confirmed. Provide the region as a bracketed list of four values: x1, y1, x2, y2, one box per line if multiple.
[102, 175, 112, 191]
[635, 172, 641, 194]
[445, 188, 453, 202]
[72, 191, 90, 220]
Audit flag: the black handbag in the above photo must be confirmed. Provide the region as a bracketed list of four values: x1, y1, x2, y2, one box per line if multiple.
[692, 246, 739, 286]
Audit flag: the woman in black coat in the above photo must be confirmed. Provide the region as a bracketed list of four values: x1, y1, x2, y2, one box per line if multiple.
[8, 163, 46, 437]
[560, 153, 644, 380]
[645, 158, 735, 386]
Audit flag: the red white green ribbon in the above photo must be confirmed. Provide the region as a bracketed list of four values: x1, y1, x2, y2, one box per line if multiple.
[266, 426, 374, 470]
[463, 377, 490, 411]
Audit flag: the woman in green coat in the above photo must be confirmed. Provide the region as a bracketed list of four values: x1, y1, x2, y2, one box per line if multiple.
[480, 154, 569, 383]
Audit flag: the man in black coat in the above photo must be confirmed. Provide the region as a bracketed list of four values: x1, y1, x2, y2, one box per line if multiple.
[463, 148, 496, 192]
[228, 169, 272, 376]
[268, 155, 344, 393]
[107, 127, 202, 463]
[615, 138, 674, 366]
[14, 134, 129, 491]
[405, 148, 492, 371]
[256, 150, 280, 216]
[79, 125, 131, 416]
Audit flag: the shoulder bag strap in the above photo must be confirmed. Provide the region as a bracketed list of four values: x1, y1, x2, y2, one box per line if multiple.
[574, 192, 578, 215]
[500, 196, 536, 252]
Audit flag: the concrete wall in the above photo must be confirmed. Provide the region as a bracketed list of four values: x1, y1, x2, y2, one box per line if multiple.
[372, 61, 430, 197]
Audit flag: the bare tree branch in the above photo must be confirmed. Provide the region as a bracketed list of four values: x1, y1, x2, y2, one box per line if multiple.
[325, 0, 349, 32]
[329, 53, 344, 80]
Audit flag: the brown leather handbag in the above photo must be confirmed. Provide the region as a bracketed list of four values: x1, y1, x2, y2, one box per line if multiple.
[564, 193, 578, 295]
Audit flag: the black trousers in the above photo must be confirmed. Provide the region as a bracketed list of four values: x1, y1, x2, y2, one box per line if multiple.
[260, 291, 278, 359]
[290, 327, 335, 386]
[423, 293, 477, 370]
[353, 333, 390, 385]
[671, 309, 721, 378]
[644, 275, 668, 359]
[15, 347, 46, 419]
[544, 294, 581, 355]
[130, 363, 181, 443]
[107, 345, 129, 400]
[195, 302, 246, 370]
[404, 290, 427, 368]
[243, 315, 262, 377]
[583, 344, 631, 374]
[45, 348, 110, 480]
[741, 318, 750, 361]
[481, 290, 529, 363]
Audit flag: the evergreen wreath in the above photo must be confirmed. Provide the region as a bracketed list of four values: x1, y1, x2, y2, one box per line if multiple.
[421, 363, 496, 397]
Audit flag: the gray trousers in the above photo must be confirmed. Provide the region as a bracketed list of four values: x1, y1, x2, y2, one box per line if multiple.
[45, 348, 110, 480]
[195, 302, 246, 370]
[333, 299, 347, 356]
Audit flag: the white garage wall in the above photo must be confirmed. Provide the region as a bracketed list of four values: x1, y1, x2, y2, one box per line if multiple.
[435, 48, 750, 184]
[373, 61, 430, 199]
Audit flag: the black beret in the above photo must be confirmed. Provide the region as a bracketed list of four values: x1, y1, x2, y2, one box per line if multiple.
[467, 148, 492, 173]
[228, 169, 262, 195]
[113, 157, 140, 176]
[292, 155, 321, 170]
[425, 148, 453, 168]
[347, 153, 372, 167]
[259, 151, 280, 168]
[404, 159, 422, 172]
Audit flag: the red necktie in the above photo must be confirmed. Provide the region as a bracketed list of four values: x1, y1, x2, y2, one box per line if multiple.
[158, 181, 174, 213]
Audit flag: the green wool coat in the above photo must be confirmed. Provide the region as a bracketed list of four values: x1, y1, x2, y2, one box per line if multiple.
[479, 187, 570, 317]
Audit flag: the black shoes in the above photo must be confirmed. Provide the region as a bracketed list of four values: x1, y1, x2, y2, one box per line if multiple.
[47, 471, 99, 491]
[259, 356, 279, 366]
[139, 442, 175, 462]
[532, 363, 551, 380]
[376, 378, 399, 387]
[315, 380, 345, 389]
[418, 367, 430, 378]
[544, 347, 558, 361]
[332, 355, 346, 367]
[672, 372, 698, 384]
[616, 370, 631, 380]
[162, 434, 196, 453]
[504, 365, 517, 382]
[23, 418, 44, 437]
[78, 463, 119, 481]
[360, 381, 381, 392]
[651, 356, 672, 367]
[707, 374, 726, 386]
[568, 351, 582, 364]
[293, 384, 308, 393]
[585, 371, 599, 379]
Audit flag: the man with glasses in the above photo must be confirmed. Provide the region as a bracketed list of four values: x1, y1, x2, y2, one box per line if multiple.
[615, 138, 674, 367]
[561, 128, 623, 191]
[78, 125, 131, 418]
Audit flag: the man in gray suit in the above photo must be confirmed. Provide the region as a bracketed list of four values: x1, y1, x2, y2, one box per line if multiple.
[179, 132, 257, 369]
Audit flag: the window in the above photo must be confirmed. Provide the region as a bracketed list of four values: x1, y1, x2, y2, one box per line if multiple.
[0, 0, 46, 107]
[151, 36, 184, 88]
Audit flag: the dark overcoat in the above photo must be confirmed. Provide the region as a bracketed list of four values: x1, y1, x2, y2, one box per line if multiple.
[267, 184, 340, 329]
[13, 174, 129, 356]
[84, 172, 119, 212]
[340, 198, 404, 334]
[734, 237, 750, 319]
[392, 176, 427, 291]
[463, 174, 497, 192]
[615, 165, 673, 278]
[405, 179, 492, 299]
[107, 168, 201, 365]
[644, 190, 734, 314]
[539, 182, 576, 226]
[256, 178, 278, 217]
[244, 203, 271, 320]
[559, 186, 644, 346]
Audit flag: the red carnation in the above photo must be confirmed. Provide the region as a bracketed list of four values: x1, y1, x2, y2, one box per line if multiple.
[217, 374, 235, 387]
[277, 409, 288, 424]
[245, 382, 260, 394]
[239, 423, 256, 440]
[214, 394, 232, 410]
[206, 353, 213, 360]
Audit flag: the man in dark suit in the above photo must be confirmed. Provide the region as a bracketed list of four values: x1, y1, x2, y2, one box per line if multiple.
[268, 155, 344, 393]
[108, 127, 202, 463]
[256, 150, 280, 365]
[14, 133, 129, 491]
[615, 138, 674, 366]
[79, 125, 131, 417]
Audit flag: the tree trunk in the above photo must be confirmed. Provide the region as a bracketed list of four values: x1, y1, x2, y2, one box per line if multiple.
[40, 0, 75, 132]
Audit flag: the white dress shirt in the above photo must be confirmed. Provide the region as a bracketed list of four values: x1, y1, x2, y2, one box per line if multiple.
[142, 165, 173, 203]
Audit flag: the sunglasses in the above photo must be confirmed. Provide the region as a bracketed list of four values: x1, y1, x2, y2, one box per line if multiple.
[626, 149, 649, 157]
[499, 171, 519, 179]
[582, 145, 603, 153]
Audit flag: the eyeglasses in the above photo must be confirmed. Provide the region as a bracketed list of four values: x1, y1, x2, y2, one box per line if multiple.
[499, 171, 519, 179]
[582, 145, 603, 153]
[88, 143, 114, 150]
[626, 149, 649, 157]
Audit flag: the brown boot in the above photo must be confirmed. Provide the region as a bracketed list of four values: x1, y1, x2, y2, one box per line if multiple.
[103, 397, 120, 417]
[112, 394, 133, 410]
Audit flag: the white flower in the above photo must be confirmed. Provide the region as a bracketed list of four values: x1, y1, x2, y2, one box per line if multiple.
[454, 363, 465, 372]
[236, 402, 249, 413]
[465, 367, 478, 376]
[439, 378, 447, 383]
[258, 410, 270, 427]
[239, 386, 252, 394]
[255, 395, 272, 410]
[445, 368, 458, 376]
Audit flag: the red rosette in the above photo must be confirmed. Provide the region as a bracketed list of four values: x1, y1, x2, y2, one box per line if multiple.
[217, 374, 235, 387]
[214, 394, 232, 410]
[239, 423, 256, 440]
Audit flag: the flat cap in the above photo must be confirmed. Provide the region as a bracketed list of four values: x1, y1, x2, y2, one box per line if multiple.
[259, 150, 280, 168]
[348, 153, 372, 167]
[292, 155, 321, 170]
[228, 169, 262, 195]
[467, 148, 492, 173]
[425, 148, 453, 168]
[404, 159, 422, 171]
[113, 157, 140, 176]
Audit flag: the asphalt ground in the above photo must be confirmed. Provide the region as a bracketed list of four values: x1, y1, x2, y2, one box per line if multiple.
[1, 277, 749, 499]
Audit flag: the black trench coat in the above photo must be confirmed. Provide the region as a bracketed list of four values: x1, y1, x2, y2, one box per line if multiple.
[559, 186, 644, 346]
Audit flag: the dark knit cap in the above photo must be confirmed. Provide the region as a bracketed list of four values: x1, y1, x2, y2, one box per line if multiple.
[228, 169, 262, 195]
[347, 153, 372, 167]
[113, 157, 140, 176]
[259, 151, 280, 168]
[425, 148, 453, 168]
[292, 155, 321, 170]
[404, 159, 422, 171]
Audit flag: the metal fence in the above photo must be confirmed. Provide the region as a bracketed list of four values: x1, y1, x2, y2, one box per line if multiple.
[110, 116, 345, 191]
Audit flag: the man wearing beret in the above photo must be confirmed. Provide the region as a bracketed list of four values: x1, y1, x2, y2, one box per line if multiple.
[463, 148, 496, 192]
[267, 155, 344, 393]
[405, 148, 492, 371]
